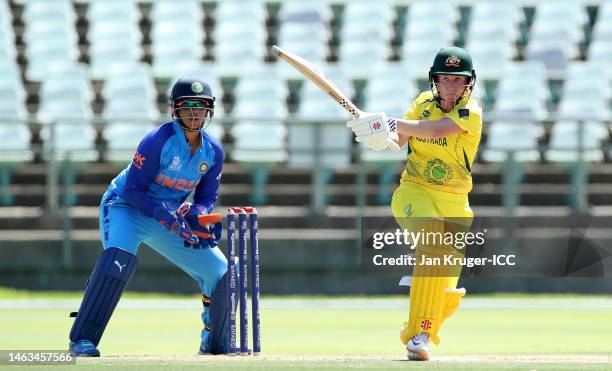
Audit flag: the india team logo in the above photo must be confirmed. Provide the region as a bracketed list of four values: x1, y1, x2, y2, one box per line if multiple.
[424, 159, 453, 185]
[191, 82, 204, 94]
[198, 161, 209, 173]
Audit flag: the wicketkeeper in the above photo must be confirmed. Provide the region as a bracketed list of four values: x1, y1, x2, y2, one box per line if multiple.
[68, 78, 232, 356]
[347, 47, 483, 360]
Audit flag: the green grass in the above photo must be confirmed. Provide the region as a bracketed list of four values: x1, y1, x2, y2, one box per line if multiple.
[0, 291, 611, 369]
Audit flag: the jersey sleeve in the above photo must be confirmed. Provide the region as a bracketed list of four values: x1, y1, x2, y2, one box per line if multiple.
[404, 92, 428, 120]
[193, 137, 224, 214]
[121, 130, 175, 224]
[447, 101, 483, 136]
[403, 96, 422, 121]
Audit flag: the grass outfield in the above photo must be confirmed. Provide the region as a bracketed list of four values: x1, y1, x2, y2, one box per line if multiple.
[0, 289, 610, 369]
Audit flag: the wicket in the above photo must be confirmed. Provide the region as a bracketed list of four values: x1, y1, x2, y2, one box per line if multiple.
[226, 207, 261, 356]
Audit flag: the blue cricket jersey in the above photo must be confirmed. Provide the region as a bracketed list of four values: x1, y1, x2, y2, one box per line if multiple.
[107, 120, 224, 224]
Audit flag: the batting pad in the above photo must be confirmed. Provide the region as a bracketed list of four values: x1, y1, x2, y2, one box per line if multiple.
[400, 219, 465, 346]
[69, 247, 138, 346]
[441, 287, 466, 325]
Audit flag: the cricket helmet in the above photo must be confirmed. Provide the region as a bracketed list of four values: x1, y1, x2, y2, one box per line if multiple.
[168, 78, 215, 131]
[428, 47, 476, 103]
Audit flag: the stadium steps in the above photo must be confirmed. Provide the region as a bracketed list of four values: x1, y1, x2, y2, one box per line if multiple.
[5, 163, 612, 207]
[0, 204, 611, 232]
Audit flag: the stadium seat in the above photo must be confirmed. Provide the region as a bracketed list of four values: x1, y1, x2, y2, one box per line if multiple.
[151, 0, 204, 79]
[215, 1, 266, 21]
[151, 0, 203, 22]
[40, 122, 98, 160]
[358, 143, 407, 204]
[213, 21, 267, 48]
[401, 42, 445, 78]
[482, 121, 543, 162]
[291, 97, 351, 168]
[103, 74, 156, 103]
[234, 80, 287, 107]
[557, 97, 611, 122]
[215, 44, 265, 78]
[23, 0, 78, 81]
[278, 23, 330, 46]
[406, 1, 458, 26]
[592, 2, 612, 43]
[26, 44, 79, 82]
[363, 79, 416, 118]
[22, 0, 74, 25]
[587, 40, 612, 65]
[525, 43, 572, 76]
[0, 83, 27, 120]
[233, 99, 288, 121]
[88, 19, 142, 79]
[343, 0, 395, 25]
[169, 61, 220, 87]
[87, 0, 139, 24]
[469, 46, 514, 81]
[103, 98, 160, 122]
[90, 42, 143, 80]
[341, 17, 393, 45]
[278, 0, 333, 24]
[40, 80, 93, 108]
[102, 121, 156, 164]
[204, 122, 224, 142]
[230, 120, 287, 204]
[545, 121, 607, 162]
[339, 41, 389, 80]
[525, 0, 586, 72]
[276, 1, 331, 80]
[0, 123, 33, 205]
[40, 121, 98, 205]
[153, 44, 204, 79]
[404, 23, 455, 47]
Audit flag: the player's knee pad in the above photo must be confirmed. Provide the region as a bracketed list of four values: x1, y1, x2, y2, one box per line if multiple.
[69, 247, 138, 346]
[204, 271, 230, 354]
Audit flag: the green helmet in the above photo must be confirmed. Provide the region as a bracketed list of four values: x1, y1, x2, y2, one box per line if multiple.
[428, 47, 476, 102]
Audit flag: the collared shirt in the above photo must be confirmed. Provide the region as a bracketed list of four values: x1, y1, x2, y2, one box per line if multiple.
[108, 120, 224, 221]
[400, 91, 483, 194]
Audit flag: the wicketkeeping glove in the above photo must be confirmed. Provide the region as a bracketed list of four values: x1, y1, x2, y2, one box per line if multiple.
[158, 214, 200, 246]
[346, 112, 400, 151]
[177, 202, 223, 249]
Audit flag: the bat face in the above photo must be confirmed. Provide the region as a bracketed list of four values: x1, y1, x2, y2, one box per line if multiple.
[271, 45, 363, 118]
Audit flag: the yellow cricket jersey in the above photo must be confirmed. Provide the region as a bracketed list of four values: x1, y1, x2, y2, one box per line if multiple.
[400, 91, 483, 194]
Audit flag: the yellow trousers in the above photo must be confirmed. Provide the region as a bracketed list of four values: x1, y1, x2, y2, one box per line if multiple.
[391, 182, 473, 346]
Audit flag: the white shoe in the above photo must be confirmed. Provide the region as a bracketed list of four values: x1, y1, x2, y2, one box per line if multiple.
[406, 332, 430, 361]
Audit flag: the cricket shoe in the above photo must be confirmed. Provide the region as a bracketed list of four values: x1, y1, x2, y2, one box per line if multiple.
[406, 332, 430, 361]
[69, 339, 100, 357]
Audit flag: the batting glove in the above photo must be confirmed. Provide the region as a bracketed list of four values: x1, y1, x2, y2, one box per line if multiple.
[346, 113, 400, 151]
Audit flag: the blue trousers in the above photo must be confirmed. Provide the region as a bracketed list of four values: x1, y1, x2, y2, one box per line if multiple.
[99, 191, 227, 346]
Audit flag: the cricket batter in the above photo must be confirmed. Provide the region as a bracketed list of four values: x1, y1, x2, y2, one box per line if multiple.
[347, 47, 482, 360]
[68, 78, 232, 356]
